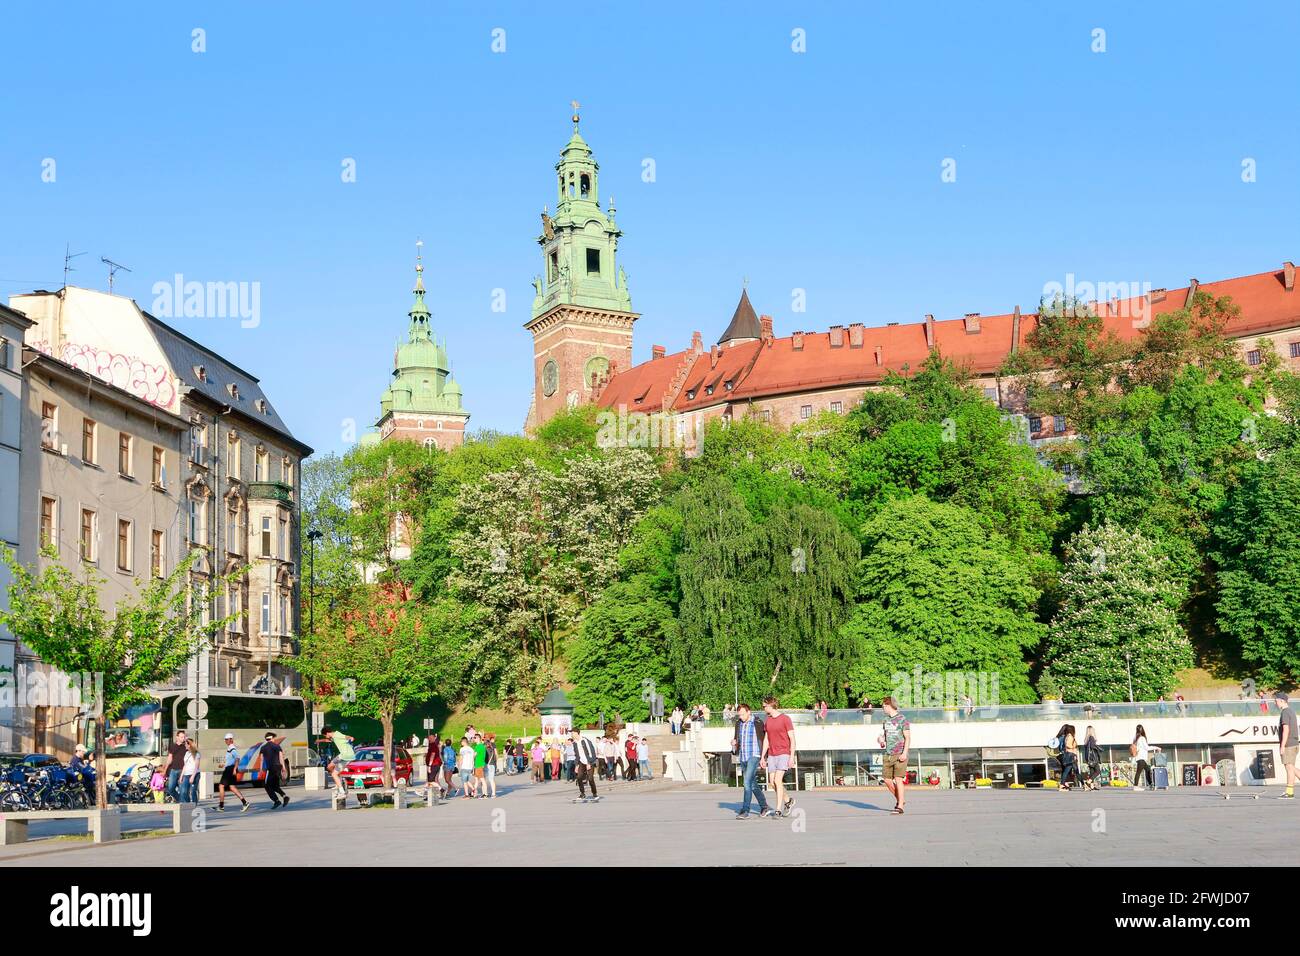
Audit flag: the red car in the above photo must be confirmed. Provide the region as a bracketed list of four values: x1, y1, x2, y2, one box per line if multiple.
[338, 747, 414, 790]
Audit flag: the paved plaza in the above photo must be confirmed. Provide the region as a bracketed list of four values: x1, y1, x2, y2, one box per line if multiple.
[0, 777, 1292, 867]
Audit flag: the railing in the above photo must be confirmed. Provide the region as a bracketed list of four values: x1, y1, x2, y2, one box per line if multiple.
[247, 481, 292, 503]
[773, 701, 1268, 725]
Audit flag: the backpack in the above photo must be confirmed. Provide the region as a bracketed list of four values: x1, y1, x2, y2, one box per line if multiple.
[1129, 742, 1138, 757]
[1045, 736, 1062, 757]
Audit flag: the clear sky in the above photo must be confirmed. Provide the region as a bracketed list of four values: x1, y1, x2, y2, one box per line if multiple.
[3, 1, 1296, 455]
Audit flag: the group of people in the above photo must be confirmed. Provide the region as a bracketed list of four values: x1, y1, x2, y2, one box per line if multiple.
[148, 728, 290, 812]
[670, 704, 711, 734]
[1051, 722, 1168, 791]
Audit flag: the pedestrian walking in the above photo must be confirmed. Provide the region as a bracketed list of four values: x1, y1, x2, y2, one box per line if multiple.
[260, 732, 289, 808]
[570, 729, 600, 802]
[549, 739, 562, 782]
[459, 738, 477, 798]
[1131, 724, 1154, 790]
[1276, 691, 1297, 799]
[562, 736, 576, 782]
[732, 702, 773, 819]
[530, 739, 545, 783]
[179, 738, 202, 803]
[442, 738, 459, 796]
[760, 695, 796, 817]
[670, 706, 684, 735]
[425, 733, 443, 795]
[1083, 725, 1103, 791]
[216, 733, 250, 812]
[1056, 724, 1080, 791]
[637, 735, 651, 780]
[161, 730, 188, 802]
[624, 735, 639, 781]
[878, 696, 911, 815]
[483, 733, 499, 798]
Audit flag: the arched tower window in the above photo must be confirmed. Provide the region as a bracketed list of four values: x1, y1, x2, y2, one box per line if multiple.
[580, 173, 590, 198]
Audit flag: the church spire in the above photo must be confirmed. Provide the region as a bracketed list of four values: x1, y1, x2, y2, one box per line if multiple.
[409, 238, 431, 340]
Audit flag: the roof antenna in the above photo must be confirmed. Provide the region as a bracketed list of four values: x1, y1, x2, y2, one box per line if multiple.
[63, 243, 86, 287]
[101, 257, 132, 294]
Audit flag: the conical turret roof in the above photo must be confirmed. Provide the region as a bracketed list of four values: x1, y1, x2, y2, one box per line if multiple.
[717, 287, 762, 344]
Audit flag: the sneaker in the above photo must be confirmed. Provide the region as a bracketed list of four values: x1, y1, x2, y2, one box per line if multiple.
[759, 808, 776, 818]
[784, 796, 796, 813]
[282, 796, 290, 807]
[735, 811, 751, 819]
[240, 802, 251, 813]
[590, 795, 601, 802]
[271, 801, 283, 809]
[216, 804, 226, 812]
[1133, 786, 1146, 791]
[1279, 792, 1295, 800]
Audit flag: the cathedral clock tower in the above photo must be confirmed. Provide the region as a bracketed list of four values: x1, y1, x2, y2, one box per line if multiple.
[524, 104, 637, 432]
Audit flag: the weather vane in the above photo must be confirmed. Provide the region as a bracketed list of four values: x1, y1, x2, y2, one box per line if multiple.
[571, 100, 581, 126]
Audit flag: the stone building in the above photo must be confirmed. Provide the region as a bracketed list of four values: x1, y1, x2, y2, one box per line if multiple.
[10, 285, 312, 706]
[0, 303, 34, 750]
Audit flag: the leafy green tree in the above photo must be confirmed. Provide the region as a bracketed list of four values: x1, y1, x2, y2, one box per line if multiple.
[842, 496, 1042, 705]
[672, 478, 860, 707]
[0, 548, 230, 808]
[568, 576, 677, 725]
[294, 581, 468, 787]
[345, 439, 444, 575]
[1213, 448, 1300, 686]
[1123, 290, 1243, 393]
[1042, 523, 1191, 702]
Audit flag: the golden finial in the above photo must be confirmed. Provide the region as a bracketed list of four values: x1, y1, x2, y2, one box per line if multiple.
[571, 99, 581, 127]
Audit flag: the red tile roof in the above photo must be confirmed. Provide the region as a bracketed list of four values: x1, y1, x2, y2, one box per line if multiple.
[596, 265, 1300, 414]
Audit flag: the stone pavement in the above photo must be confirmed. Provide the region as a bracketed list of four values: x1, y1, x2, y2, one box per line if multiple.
[1, 776, 1292, 866]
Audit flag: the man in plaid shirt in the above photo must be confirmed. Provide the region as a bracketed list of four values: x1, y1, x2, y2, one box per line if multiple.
[733, 703, 775, 819]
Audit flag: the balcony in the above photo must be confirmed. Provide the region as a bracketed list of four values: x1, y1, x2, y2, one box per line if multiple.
[248, 481, 292, 504]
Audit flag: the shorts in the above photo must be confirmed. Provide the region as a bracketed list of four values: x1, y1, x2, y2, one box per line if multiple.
[766, 754, 790, 773]
[474, 767, 484, 779]
[1283, 746, 1298, 768]
[883, 754, 908, 780]
[330, 758, 350, 773]
[459, 769, 473, 785]
[219, 765, 239, 787]
[484, 764, 495, 780]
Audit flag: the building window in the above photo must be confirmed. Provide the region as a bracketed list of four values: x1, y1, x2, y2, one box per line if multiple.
[0, 338, 8, 370]
[228, 434, 241, 476]
[762, 409, 772, 422]
[1290, 342, 1300, 360]
[116, 518, 133, 572]
[227, 503, 241, 554]
[277, 515, 287, 560]
[1053, 415, 1066, 434]
[586, 248, 600, 276]
[82, 419, 97, 464]
[1029, 416, 1042, 434]
[1246, 349, 1262, 366]
[278, 589, 289, 635]
[40, 497, 57, 553]
[118, 433, 133, 477]
[80, 508, 97, 562]
[260, 592, 271, 634]
[983, 387, 998, 402]
[190, 424, 207, 464]
[580, 173, 591, 198]
[41, 402, 57, 449]
[282, 457, 294, 488]
[152, 446, 165, 487]
[261, 516, 272, 557]
[189, 496, 208, 547]
[800, 405, 812, 420]
[255, 448, 268, 481]
[151, 529, 164, 578]
[830, 401, 843, 414]
[227, 583, 242, 633]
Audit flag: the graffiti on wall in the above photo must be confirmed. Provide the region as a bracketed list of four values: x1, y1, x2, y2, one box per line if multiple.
[31, 340, 177, 411]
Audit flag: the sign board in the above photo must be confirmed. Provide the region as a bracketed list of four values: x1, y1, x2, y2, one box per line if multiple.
[422, 718, 435, 730]
[1182, 763, 1200, 787]
[312, 711, 324, 735]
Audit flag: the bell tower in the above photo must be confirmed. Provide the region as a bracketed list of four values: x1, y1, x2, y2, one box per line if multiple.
[524, 103, 637, 432]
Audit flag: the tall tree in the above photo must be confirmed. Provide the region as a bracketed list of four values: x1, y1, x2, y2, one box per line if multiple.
[1213, 447, 1300, 687]
[1043, 523, 1191, 702]
[0, 548, 230, 808]
[842, 496, 1043, 705]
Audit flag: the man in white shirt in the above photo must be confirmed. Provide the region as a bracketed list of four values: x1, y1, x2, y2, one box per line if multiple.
[637, 736, 652, 779]
[570, 730, 600, 802]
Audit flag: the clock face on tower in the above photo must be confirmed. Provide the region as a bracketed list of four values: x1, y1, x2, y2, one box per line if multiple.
[542, 359, 559, 397]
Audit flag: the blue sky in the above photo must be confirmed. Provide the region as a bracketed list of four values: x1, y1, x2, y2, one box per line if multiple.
[3, 1, 1297, 455]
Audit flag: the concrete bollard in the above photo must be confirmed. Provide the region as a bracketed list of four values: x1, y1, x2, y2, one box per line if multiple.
[88, 809, 121, 844]
[426, 787, 440, 807]
[304, 767, 327, 791]
[393, 788, 407, 810]
[198, 771, 214, 800]
[331, 791, 347, 811]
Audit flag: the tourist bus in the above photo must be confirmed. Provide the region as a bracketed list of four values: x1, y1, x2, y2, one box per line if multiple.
[84, 689, 312, 780]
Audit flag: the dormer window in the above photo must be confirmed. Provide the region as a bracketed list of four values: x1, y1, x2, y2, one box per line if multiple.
[194, 365, 207, 382]
[704, 385, 714, 396]
[724, 381, 734, 391]
[227, 383, 240, 400]
[254, 399, 267, 414]
[686, 389, 696, 400]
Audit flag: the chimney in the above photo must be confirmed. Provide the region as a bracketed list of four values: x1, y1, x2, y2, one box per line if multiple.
[651, 344, 666, 360]
[924, 314, 935, 349]
[792, 331, 804, 351]
[963, 313, 981, 334]
[1285, 261, 1296, 292]
[829, 324, 845, 348]
[1186, 278, 1199, 304]
[1147, 288, 1167, 304]
[848, 322, 864, 348]
[760, 314, 774, 340]
[691, 330, 703, 354]
[873, 345, 883, 366]
[710, 344, 720, 368]
[1011, 305, 1021, 354]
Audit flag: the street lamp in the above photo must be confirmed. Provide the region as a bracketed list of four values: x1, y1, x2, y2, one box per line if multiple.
[306, 529, 322, 738]
[733, 663, 739, 710]
[1124, 651, 1134, 704]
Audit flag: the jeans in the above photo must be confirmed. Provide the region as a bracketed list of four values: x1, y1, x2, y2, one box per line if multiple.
[740, 756, 768, 814]
[639, 759, 651, 779]
[165, 768, 182, 802]
[179, 774, 199, 803]
[564, 759, 575, 781]
[1059, 755, 1079, 788]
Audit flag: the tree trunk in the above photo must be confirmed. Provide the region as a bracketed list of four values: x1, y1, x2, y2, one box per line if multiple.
[381, 714, 394, 789]
[94, 714, 108, 809]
